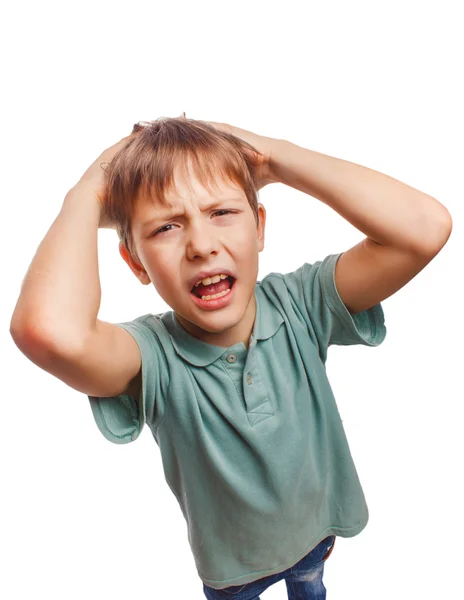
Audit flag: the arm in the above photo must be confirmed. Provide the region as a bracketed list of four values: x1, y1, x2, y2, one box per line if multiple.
[270, 139, 452, 255]
[9, 136, 142, 400]
[269, 140, 453, 314]
[10, 187, 103, 351]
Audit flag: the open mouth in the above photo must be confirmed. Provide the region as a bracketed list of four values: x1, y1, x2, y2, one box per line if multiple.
[190, 275, 236, 300]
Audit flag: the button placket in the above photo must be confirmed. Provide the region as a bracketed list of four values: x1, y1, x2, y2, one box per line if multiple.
[222, 349, 245, 387]
[242, 347, 274, 425]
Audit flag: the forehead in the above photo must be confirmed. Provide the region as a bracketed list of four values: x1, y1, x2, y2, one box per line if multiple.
[134, 164, 246, 223]
[171, 159, 243, 199]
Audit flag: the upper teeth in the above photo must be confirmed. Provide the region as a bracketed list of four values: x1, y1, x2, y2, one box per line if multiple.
[194, 273, 229, 287]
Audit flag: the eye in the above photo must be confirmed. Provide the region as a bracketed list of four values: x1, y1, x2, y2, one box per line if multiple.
[152, 224, 175, 236]
[151, 210, 237, 236]
[213, 209, 236, 217]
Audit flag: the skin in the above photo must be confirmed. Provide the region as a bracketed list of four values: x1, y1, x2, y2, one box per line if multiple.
[118, 159, 266, 350]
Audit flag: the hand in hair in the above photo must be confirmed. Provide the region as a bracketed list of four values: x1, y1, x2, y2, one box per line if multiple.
[200, 120, 279, 191]
[72, 133, 137, 228]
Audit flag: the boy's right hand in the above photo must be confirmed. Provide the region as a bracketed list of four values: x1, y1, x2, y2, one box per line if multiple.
[71, 132, 137, 228]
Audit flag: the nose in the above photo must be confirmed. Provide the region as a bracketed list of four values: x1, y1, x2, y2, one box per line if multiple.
[186, 219, 221, 260]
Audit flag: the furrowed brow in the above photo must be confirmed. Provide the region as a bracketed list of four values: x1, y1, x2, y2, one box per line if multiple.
[142, 197, 243, 228]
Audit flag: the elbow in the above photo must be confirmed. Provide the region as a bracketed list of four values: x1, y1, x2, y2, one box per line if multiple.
[415, 204, 453, 257]
[10, 320, 84, 370]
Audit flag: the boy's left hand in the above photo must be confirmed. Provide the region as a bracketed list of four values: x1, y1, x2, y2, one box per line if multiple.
[200, 120, 280, 190]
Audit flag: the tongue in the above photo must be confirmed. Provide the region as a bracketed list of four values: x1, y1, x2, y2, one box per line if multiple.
[194, 278, 232, 297]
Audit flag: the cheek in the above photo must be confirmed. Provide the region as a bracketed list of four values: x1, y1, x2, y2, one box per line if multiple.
[230, 223, 257, 244]
[146, 259, 174, 294]
[237, 229, 260, 254]
[152, 275, 184, 306]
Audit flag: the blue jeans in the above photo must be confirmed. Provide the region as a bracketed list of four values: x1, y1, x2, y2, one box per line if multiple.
[203, 535, 336, 600]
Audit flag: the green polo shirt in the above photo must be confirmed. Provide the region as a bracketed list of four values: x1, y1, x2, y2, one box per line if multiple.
[88, 252, 387, 590]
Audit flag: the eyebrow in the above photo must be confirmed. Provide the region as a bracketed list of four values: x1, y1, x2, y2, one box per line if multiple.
[141, 197, 243, 229]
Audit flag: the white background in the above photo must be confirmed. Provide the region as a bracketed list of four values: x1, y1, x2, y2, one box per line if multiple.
[2, 1, 463, 599]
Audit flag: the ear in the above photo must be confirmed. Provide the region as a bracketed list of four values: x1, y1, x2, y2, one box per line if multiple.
[119, 241, 151, 285]
[257, 203, 266, 252]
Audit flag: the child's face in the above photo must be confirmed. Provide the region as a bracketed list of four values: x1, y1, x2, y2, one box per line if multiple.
[121, 161, 266, 348]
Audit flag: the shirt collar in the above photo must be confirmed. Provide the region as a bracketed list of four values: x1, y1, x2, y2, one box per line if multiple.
[161, 282, 284, 367]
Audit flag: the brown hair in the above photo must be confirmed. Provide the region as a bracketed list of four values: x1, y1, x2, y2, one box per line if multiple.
[101, 116, 264, 262]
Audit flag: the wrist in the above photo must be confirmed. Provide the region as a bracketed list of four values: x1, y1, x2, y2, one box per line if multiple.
[64, 185, 112, 230]
[267, 138, 289, 185]
[66, 183, 101, 205]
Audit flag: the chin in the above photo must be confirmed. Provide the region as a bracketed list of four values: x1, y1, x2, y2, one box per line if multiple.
[193, 311, 240, 333]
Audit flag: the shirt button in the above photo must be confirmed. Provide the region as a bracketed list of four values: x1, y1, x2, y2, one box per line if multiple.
[246, 373, 253, 384]
[226, 354, 237, 363]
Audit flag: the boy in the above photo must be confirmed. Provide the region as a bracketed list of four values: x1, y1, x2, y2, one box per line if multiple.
[10, 116, 452, 599]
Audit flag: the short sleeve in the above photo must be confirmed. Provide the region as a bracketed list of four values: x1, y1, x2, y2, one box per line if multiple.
[87, 315, 162, 444]
[281, 252, 387, 362]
